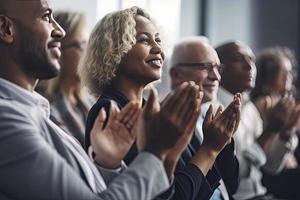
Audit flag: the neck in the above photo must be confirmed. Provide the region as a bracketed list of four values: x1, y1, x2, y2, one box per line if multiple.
[114, 77, 144, 106]
[221, 81, 241, 95]
[0, 58, 37, 92]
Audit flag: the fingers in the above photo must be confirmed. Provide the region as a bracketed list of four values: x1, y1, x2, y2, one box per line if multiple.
[162, 82, 189, 111]
[222, 93, 241, 134]
[119, 102, 140, 132]
[203, 104, 213, 127]
[233, 94, 242, 133]
[118, 102, 138, 124]
[143, 87, 159, 118]
[214, 105, 224, 120]
[106, 100, 119, 127]
[182, 90, 203, 132]
[286, 103, 300, 129]
[164, 82, 201, 125]
[91, 107, 107, 135]
[179, 83, 201, 124]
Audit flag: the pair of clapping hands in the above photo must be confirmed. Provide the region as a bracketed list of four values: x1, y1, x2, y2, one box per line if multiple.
[90, 81, 241, 177]
[256, 94, 300, 141]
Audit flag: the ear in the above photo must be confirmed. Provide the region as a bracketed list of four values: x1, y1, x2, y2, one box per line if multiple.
[170, 67, 180, 79]
[170, 67, 185, 89]
[0, 15, 14, 44]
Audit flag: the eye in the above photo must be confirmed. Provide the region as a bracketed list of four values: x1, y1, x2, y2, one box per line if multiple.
[155, 38, 162, 45]
[42, 10, 52, 22]
[137, 37, 150, 45]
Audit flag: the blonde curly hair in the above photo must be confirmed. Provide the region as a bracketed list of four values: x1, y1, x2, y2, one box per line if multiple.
[78, 6, 151, 97]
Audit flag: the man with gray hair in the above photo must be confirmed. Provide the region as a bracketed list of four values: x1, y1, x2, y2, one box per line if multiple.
[0, 0, 203, 199]
[169, 36, 240, 200]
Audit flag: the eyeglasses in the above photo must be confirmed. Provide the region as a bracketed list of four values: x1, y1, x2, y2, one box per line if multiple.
[175, 62, 224, 74]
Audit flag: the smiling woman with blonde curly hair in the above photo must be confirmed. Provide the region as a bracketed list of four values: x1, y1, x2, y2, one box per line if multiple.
[79, 6, 226, 200]
[79, 6, 165, 150]
[78, 7, 152, 97]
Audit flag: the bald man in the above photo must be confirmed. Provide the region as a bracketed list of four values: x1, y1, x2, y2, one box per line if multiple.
[169, 36, 240, 200]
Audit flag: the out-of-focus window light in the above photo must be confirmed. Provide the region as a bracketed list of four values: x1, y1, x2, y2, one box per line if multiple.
[96, 0, 120, 20]
[97, 0, 181, 48]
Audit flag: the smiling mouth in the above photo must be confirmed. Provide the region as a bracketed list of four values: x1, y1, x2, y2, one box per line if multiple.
[147, 59, 162, 68]
[49, 47, 61, 59]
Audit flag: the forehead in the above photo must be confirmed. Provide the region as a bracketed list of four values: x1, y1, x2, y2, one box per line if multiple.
[7, 0, 50, 18]
[230, 43, 254, 58]
[184, 43, 220, 64]
[135, 15, 158, 35]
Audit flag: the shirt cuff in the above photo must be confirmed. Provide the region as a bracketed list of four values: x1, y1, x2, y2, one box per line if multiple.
[243, 142, 266, 167]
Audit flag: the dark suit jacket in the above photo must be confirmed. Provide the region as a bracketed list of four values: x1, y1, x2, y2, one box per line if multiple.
[85, 85, 239, 200]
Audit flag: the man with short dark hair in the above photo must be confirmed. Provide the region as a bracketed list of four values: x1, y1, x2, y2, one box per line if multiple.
[0, 1, 202, 199]
[216, 41, 298, 200]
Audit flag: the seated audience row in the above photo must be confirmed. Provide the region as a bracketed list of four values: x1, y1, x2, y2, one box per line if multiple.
[0, 0, 299, 200]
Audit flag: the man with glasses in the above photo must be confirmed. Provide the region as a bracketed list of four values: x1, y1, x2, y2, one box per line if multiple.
[169, 36, 240, 200]
[0, 0, 203, 199]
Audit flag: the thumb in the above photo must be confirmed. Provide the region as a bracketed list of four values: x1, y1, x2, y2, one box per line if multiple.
[203, 104, 213, 127]
[92, 107, 106, 134]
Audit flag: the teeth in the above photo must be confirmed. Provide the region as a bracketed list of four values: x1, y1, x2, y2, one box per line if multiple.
[149, 60, 161, 66]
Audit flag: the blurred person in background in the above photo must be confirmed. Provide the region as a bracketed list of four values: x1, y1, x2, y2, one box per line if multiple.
[46, 11, 94, 146]
[216, 41, 300, 200]
[252, 47, 300, 199]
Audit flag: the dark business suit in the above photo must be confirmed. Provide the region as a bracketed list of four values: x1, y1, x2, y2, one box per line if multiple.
[85, 85, 239, 200]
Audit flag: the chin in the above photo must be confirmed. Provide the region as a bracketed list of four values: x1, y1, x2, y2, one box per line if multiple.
[39, 63, 61, 80]
[148, 72, 161, 82]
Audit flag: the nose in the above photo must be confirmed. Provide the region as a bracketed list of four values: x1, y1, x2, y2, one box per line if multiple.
[208, 66, 221, 81]
[244, 57, 254, 71]
[150, 41, 165, 61]
[51, 19, 66, 39]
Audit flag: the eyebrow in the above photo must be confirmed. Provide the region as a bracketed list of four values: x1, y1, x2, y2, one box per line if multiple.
[137, 32, 160, 38]
[37, 1, 52, 14]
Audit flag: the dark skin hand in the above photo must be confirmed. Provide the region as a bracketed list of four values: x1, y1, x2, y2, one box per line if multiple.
[136, 81, 202, 178]
[257, 94, 300, 152]
[90, 101, 140, 169]
[162, 82, 203, 178]
[190, 93, 242, 175]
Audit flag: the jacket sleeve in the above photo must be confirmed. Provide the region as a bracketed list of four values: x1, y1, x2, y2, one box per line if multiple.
[215, 140, 240, 194]
[158, 163, 220, 200]
[0, 104, 169, 200]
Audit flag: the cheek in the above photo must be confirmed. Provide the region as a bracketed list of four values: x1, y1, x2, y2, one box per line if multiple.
[129, 45, 149, 61]
[190, 73, 207, 84]
[282, 74, 293, 90]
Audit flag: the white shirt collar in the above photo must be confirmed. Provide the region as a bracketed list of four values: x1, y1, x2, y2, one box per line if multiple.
[0, 78, 50, 118]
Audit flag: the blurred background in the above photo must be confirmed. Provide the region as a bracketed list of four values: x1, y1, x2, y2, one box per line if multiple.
[52, 0, 300, 98]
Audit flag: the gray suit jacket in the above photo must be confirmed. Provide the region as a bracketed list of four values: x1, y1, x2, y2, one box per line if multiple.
[0, 78, 169, 200]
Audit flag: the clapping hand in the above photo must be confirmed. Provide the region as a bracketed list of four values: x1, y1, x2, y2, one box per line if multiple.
[202, 93, 242, 153]
[136, 82, 202, 164]
[90, 101, 140, 168]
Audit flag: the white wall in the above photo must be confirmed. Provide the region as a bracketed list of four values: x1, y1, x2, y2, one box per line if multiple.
[206, 0, 253, 47]
[179, 0, 201, 37]
[51, 0, 99, 31]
